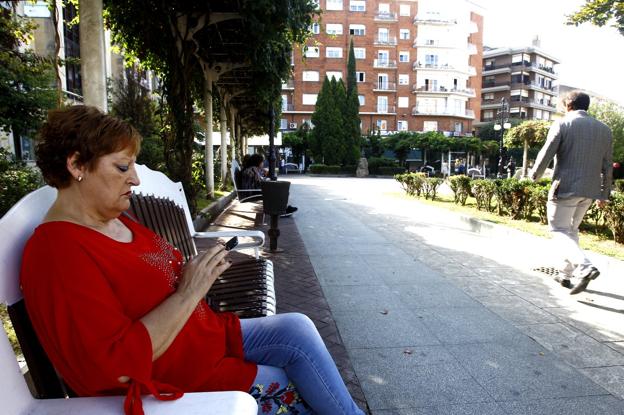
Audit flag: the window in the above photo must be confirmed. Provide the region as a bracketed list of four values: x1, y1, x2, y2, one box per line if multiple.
[326, 47, 343, 58]
[483, 110, 493, 119]
[512, 54, 523, 63]
[281, 95, 288, 111]
[358, 95, 365, 105]
[454, 122, 463, 133]
[311, 22, 320, 34]
[377, 96, 388, 113]
[377, 28, 389, 42]
[425, 54, 438, 66]
[354, 48, 365, 59]
[378, 3, 390, 13]
[356, 71, 365, 82]
[326, 23, 343, 35]
[400, 4, 410, 16]
[423, 121, 438, 132]
[349, 24, 366, 36]
[326, 71, 342, 80]
[302, 94, 318, 105]
[399, 29, 410, 40]
[305, 47, 320, 58]
[399, 51, 410, 62]
[350, 0, 365, 11]
[398, 97, 409, 108]
[398, 74, 409, 85]
[302, 71, 320, 81]
[483, 93, 494, 100]
[280, 119, 288, 130]
[376, 119, 388, 131]
[534, 109, 543, 120]
[326, 0, 343, 10]
[397, 120, 408, 131]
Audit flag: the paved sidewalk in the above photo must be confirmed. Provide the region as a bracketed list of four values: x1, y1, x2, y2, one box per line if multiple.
[286, 175, 624, 414]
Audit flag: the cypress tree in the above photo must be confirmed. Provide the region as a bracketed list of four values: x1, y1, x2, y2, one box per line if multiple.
[345, 39, 362, 165]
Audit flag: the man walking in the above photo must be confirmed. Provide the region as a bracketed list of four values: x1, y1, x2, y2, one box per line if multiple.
[530, 91, 612, 295]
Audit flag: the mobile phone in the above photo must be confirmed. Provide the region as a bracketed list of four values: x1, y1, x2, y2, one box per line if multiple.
[224, 236, 239, 251]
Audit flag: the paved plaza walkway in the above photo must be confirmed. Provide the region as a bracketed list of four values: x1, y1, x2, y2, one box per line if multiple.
[286, 175, 624, 414]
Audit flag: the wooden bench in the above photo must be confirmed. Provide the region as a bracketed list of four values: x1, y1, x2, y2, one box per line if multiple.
[0, 185, 257, 414]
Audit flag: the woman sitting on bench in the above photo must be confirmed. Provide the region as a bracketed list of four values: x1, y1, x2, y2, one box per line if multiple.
[21, 106, 363, 415]
[241, 153, 298, 216]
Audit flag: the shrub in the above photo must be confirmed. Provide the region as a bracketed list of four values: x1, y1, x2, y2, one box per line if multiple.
[0, 149, 43, 217]
[614, 179, 624, 193]
[309, 164, 342, 174]
[494, 178, 532, 219]
[341, 165, 357, 175]
[367, 156, 399, 175]
[528, 182, 549, 224]
[447, 175, 471, 205]
[423, 177, 443, 201]
[395, 172, 426, 197]
[603, 192, 624, 244]
[471, 179, 496, 212]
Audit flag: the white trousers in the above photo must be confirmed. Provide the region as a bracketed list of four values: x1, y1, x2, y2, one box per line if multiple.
[547, 196, 594, 279]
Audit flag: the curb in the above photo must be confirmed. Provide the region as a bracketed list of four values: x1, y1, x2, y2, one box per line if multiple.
[193, 191, 236, 230]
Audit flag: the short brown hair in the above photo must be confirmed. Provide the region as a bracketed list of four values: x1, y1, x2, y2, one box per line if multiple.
[36, 105, 141, 188]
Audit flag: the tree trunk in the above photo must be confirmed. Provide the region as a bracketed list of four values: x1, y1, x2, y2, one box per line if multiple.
[203, 72, 214, 199]
[522, 140, 529, 178]
[50, 0, 63, 107]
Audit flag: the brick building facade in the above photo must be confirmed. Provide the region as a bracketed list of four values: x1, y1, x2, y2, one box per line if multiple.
[280, 0, 483, 137]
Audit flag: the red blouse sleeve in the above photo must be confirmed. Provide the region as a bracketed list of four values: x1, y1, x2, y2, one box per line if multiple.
[22, 228, 154, 395]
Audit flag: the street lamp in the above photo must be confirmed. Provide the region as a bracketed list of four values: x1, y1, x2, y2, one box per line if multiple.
[493, 97, 511, 178]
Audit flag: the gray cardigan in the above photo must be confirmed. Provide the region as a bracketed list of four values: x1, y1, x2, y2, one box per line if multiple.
[530, 110, 613, 200]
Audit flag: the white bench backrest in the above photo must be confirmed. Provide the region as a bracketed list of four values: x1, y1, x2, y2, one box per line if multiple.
[0, 185, 57, 413]
[231, 159, 241, 193]
[133, 164, 196, 235]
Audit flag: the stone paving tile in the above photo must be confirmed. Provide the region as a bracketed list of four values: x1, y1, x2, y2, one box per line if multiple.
[544, 307, 624, 342]
[605, 341, 624, 355]
[372, 402, 505, 415]
[447, 342, 607, 401]
[391, 282, 480, 309]
[500, 282, 576, 309]
[580, 366, 624, 400]
[500, 395, 624, 414]
[445, 277, 515, 298]
[349, 347, 493, 410]
[516, 323, 624, 368]
[322, 284, 403, 312]
[476, 295, 560, 325]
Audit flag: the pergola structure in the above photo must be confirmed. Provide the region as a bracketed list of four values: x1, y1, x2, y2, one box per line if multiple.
[81, 0, 317, 201]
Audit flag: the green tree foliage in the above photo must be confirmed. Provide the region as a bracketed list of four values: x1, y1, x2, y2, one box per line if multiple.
[477, 119, 523, 141]
[589, 101, 624, 162]
[344, 39, 361, 165]
[283, 122, 311, 162]
[567, 0, 624, 36]
[0, 148, 43, 217]
[111, 69, 166, 171]
[0, 5, 56, 158]
[310, 76, 346, 165]
[504, 120, 551, 176]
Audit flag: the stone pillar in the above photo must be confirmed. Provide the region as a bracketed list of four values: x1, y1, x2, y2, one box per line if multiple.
[230, 108, 236, 162]
[203, 71, 214, 199]
[220, 94, 228, 187]
[79, 0, 107, 111]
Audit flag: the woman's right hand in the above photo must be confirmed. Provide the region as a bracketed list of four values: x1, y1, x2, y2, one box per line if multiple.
[176, 244, 231, 302]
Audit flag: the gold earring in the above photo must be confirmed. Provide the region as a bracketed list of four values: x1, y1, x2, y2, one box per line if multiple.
[77, 176, 83, 182]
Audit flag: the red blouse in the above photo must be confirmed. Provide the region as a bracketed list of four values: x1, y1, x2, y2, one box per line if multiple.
[20, 216, 257, 413]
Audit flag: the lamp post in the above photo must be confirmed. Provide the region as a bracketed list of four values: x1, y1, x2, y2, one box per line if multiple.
[493, 97, 511, 178]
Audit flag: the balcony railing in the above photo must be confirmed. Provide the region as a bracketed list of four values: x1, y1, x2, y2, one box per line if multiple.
[374, 11, 398, 21]
[282, 104, 295, 112]
[412, 85, 476, 96]
[374, 36, 398, 46]
[511, 80, 556, 92]
[374, 59, 397, 68]
[373, 82, 397, 91]
[412, 62, 477, 77]
[281, 80, 295, 89]
[377, 105, 396, 114]
[482, 81, 510, 89]
[413, 15, 457, 25]
[509, 96, 557, 108]
[512, 61, 558, 75]
[412, 107, 475, 118]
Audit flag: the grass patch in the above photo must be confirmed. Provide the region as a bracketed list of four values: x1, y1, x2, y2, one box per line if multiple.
[387, 191, 624, 261]
[196, 188, 231, 211]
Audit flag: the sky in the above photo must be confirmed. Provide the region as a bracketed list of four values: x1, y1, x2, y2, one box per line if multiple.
[474, 0, 624, 105]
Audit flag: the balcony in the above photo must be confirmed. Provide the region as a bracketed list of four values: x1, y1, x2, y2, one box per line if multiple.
[510, 96, 557, 109]
[512, 80, 557, 93]
[512, 61, 558, 77]
[376, 105, 396, 114]
[412, 39, 454, 48]
[413, 15, 457, 25]
[373, 82, 397, 92]
[374, 11, 398, 21]
[374, 59, 397, 68]
[412, 85, 476, 97]
[281, 80, 295, 90]
[468, 20, 479, 33]
[467, 43, 477, 55]
[482, 82, 511, 92]
[281, 104, 295, 112]
[374, 36, 398, 46]
[412, 62, 477, 77]
[412, 107, 475, 118]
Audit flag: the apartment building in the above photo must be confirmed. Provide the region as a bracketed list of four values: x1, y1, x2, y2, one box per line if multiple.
[280, 0, 483, 137]
[479, 44, 560, 125]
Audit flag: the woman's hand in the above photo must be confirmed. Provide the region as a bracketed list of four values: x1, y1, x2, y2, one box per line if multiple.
[176, 244, 231, 303]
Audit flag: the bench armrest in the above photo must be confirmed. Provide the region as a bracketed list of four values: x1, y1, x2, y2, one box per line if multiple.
[193, 230, 265, 258]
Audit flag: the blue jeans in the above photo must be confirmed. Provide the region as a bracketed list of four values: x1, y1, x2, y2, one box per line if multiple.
[240, 313, 365, 415]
